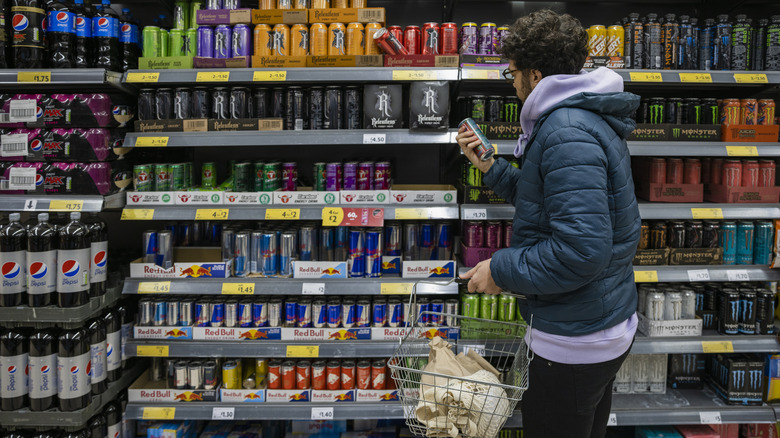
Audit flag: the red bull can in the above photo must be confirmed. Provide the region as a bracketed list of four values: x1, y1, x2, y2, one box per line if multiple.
[139, 299, 153, 326]
[416, 298, 430, 326]
[166, 301, 179, 326]
[180, 299, 194, 326]
[195, 301, 211, 327]
[313, 299, 327, 328]
[327, 298, 342, 328]
[388, 298, 403, 327]
[320, 228, 335, 262]
[436, 223, 452, 260]
[153, 300, 168, 326]
[444, 299, 459, 326]
[260, 232, 277, 276]
[372, 298, 388, 327]
[143, 231, 158, 263]
[298, 226, 316, 261]
[210, 301, 225, 327]
[459, 118, 495, 161]
[429, 299, 444, 326]
[252, 301, 268, 327]
[355, 299, 371, 328]
[348, 229, 366, 278]
[238, 300, 253, 327]
[365, 228, 383, 278]
[419, 223, 435, 260]
[342, 299, 356, 329]
[285, 299, 298, 327]
[384, 222, 401, 256]
[335, 226, 348, 262]
[297, 299, 312, 328]
[268, 298, 282, 327]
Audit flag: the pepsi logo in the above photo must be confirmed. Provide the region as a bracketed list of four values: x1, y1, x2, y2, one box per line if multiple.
[2, 262, 21, 279]
[12, 14, 28, 32]
[41, 365, 50, 374]
[7, 366, 16, 374]
[86, 361, 92, 376]
[112, 105, 121, 115]
[76, 17, 86, 28]
[35, 174, 43, 186]
[70, 365, 79, 374]
[113, 433, 120, 438]
[97, 17, 109, 28]
[30, 139, 43, 152]
[30, 261, 48, 279]
[107, 343, 113, 357]
[61, 260, 81, 278]
[94, 250, 107, 268]
[36, 107, 43, 119]
[121, 24, 131, 34]
[56, 11, 69, 24]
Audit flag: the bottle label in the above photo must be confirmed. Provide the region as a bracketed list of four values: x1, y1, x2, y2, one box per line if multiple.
[76, 15, 92, 38]
[107, 424, 121, 438]
[47, 10, 75, 34]
[93, 16, 119, 38]
[89, 240, 107, 284]
[120, 22, 132, 43]
[57, 352, 90, 399]
[131, 23, 140, 44]
[0, 353, 29, 398]
[57, 248, 89, 293]
[0, 250, 27, 294]
[29, 354, 58, 399]
[89, 340, 107, 384]
[106, 329, 121, 371]
[11, 7, 45, 48]
[27, 249, 56, 294]
[120, 322, 131, 362]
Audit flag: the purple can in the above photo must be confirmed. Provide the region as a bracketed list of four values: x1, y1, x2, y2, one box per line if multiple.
[503, 221, 512, 248]
[496, 25, 510, 53]
[374, 161, 391, 190]
[282, 162, 297, 191]
[231, 24, 251, 57]
[325, 162, 341, 191]
[464, 221, 484, 248]
[486, 221, 502, 249]
[197, 26, 214, 58]
[357, 162, 374, 190]
[478, 22, 496, 55]
[459, 23, 478, 55]
[214, 24, 232, 59]
[343, 162, 358, 190]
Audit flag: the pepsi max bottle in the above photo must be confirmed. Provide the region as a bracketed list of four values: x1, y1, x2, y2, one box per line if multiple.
[57, 327, 90, 411]
[27, 213, 56, 307]
[92, 0, 118, 71]
[73, 0, 91, 67]
[28, 328, 57, 411]
[46, 0, 75, 67]
[87, 413, 107, 438]
[84, 213, 107, 298]
[87, 317, 107, 395]
[104, 400, 121, 438]
[0, 213, 27, 307]
[56, 212, 90, 308]
[116, 300, 130, 369]
[11, 0, 44, 67]
[0, 328, 28, 411]
[119, 7, 138, 71]
[101, 309, 120, 382]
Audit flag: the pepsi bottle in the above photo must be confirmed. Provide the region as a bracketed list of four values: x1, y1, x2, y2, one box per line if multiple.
[86, 317, 106, 395]
[11, 0, 44, 67]
[116, 300, 130, 369]
[73, 0, 91, 67]
[87, 413, 107, 438]
[0, 212, 27, 308]
[84, 213, 107, 298]
[0, 328, 28, 411]
[0, 0, 8, 68]
[57, 327, 90, 411]
[28, 328, 57, 411]
[104, 400, 121, 438]
[92, 0, 118, 71]
[119, 7, 138, 71]
[101, 309, 120, 382]
[46, 0, 75, 67]
[57, 212, 90, 308]
[27, 213, 56, 307]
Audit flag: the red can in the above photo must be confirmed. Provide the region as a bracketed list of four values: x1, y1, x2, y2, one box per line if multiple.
[666, 158, 684, 184]
[742, 159, 760, 187]
[404, 25, 420, 55]
[440, 22, 458, 55]
[341, 360, 356, 390]
[326, 360, 341, 390]
[722, 159, 743, 188]
[463, 221, 484, 248]
[356, 360, 371, 390]
[759, 160, 776, 187]
[371, 359, 387, 389]
[710, 158, 724, 185]
[758, 99, 776, 126]
[267, 359, 282, 390]
[683, 158, 701, 184]
[296, 360, 311, 389]
[649, 158, 667, 184]
[422, 22, 440, 55]
[701, 158, 712, 184]
[741, 98, 758, 125]
[311, 360, 327, 390]
[721, 98, 741, 125]
[387, 25, 404, 44]
[373, 27, 408, 55]
[282, 360, 297, 390]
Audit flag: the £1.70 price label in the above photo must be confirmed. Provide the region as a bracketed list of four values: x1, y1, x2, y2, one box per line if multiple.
[687, 269, 710, 282]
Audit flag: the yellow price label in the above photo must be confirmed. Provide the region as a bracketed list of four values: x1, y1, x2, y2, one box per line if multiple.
[462, 69, 500, 80]
[121, 209, 155, 220]
[286, 346, 319, 358]
[195, 209, 229, 220]
[136, 345, 170, 357]
[138, 281, 171, 294]
[265, 209, 300, 220]
[691, 208, 724, 219]
[126, 72, 160, 83]
[253, 71, 287, 81]
[134, 137, 168, 147]
[702, 340, 734, 353]
[634, 271, 659, 283]
[380, 283, 414, 294]
[142, 407, 175, 420]
[17, 72, 51, 83]
[734, 73, 768, 83]
[321, 207, 344, 226]
[196, 71, 230, 82]
[395, 208, 429, 220]
[629, 72, 663, 82]
[679, 73, 712, 83]
[726, 146, 759, 157]
[221, 283, 255, 295]
[392, 70, 440, 81]
[49, 200, 83, 212]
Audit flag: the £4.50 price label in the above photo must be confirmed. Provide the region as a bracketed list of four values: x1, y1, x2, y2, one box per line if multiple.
[363, 133, 386, 144]
[212, 407, 235, 420]
[49, 200, 83, 211]
[17, 72, 51, 83]
[265, 209, 300, 220]
[143, 407, 175, 420]
[196, 71, 230, 82]
[138, 281, 171, 294]
[221, 283, 255, 295]
[311, 407, 334, 420]
[195, 209, 229, 220]
[687, 269, 710, 282]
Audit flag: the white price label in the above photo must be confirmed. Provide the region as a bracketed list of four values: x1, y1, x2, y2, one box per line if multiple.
[699, 411, 722, 424]
[302, 283, 326, 295]
[311, 407, 334, 420]
[363, 133, 387, 144]
[727, 270, 750, 282]
[607, 413, 617, 426]
[462, 344, 486, 356]
[1, 133, 28, 157]
[23, 199, 37, 211]
[463, 209, 487, 220]
[8, 167, 37, 191]
[9, 100, 37, 123]
[687, 269, 710, 282]
[212, 407, 235, 420]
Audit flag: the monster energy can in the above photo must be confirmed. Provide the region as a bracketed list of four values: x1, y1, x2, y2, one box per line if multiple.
[498, 295, 516, 322]
[501, 97, 520, 123]
[479, 294, 498, 320]
[648, 97, 665, 124]
[461, 294, 480, 318]
[469, 95, 486, 122]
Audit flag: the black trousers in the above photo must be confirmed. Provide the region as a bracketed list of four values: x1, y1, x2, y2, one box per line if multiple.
[520, 346, 631, 438]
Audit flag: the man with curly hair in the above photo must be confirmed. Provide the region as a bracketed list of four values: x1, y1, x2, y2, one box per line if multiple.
[456, 9, 641, 438]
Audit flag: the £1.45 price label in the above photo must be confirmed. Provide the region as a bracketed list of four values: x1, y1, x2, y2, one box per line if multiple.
[221, 283, 255, 295]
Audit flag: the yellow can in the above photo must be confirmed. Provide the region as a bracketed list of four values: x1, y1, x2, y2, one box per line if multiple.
[291, 23, 309, 56]
[328, 22, 347, 56]
[606, 24, 624, 57]
[311, 0, 329, 7]
[310, 23, 329, 56]
[331, 0, 347, 7]
[254, 24, 273, 56]
[346, 22, 364, 56]
[364, 22, 381, 55]
[587, 25, 607, 57]
[293, 0, 309, 8]
[272, 24, 290, 56]
[258, 0, 275, 9]
[256, 358, 269, 376]
[351, 0, 366, 6]
[222, 360, 240, 390]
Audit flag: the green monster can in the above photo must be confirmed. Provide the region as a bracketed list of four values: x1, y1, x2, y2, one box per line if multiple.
[461, 293, 480, 318]
[189, 1, 203, 29]
[184, 28, 198, 57]
[169, 29, 186, 57]
[498, 295, 516, 322]
[170, 164, 187, 190]
[233, 162, 252, 192]
[263, 162, 281, 191]
[253, 162, 265, 192]
[466, 162, 482, 186]
[133, 165, 153, 192]
[313, 162, 327, 191]
[479, 294, 498, 320]
[160, 29, 170, 57]
[142, 26, 162, 58]
[202, 162, 217, 188]
[153, 164, 171, 191]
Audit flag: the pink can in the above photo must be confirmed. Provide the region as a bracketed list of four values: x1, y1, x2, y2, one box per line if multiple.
[759, 160, 776, 187]
[357, 162, 374, 190]
[742, 160, 760, 187]
[503, 221, 512, 248]
[485, 221, 502, 249]
[722, 160, 743, 188]
[282, 162, 297, 191]
[710, 158, 724, 185]
[374, 161, 391, 190]
[463, 221, 484, 248]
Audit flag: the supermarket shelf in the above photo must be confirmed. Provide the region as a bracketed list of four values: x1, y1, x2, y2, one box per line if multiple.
[0, 363, 144, 428]
[460, 68, 780, 85]
[0, 193, 125, 213]
[465, 203, 780, 220]
[121, 205, 459, 221]
[125, 402, 405, 421]
[125, 130, 455, 148]
[0, 282, 122, 327]
[630, 332, 780, 354]
[0, 69, 130, 92]
[460, 204, 514, 221]
[633, 265, 780, 283]
[490, 140, 780, 157]
[123, 277, 459, 296]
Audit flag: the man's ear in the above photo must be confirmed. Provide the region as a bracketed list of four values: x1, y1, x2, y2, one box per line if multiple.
[529, 69, 543, 87]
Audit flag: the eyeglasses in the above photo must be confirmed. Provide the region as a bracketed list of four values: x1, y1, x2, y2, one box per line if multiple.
[502, 68, 519, 82]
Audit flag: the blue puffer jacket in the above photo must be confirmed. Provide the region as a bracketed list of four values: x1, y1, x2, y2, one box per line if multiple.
[484, 91, 641, 337]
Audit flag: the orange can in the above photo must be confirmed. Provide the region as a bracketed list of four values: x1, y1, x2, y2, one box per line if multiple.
[276, 0, 291, 9]
[293, 0, 309, 8]
[721, 98, 741, 125]
[346, 22, 364, 55]
[606, 24, 624, 57]
[258, 0, 275, 9]
[364, 22, 381, 55]
[758, 99, 776, 126]
[291, 23, 309, 56]
[351, 0, 366, 6]
[328, 22, 347, 55]
[254, 24, 272, 56]
[331, 0, 347, 7]
[587, 25, 606, 56]
[310, 23, 328, 56]
[272, 24, 290, 56]
[311, 0, 329, 7]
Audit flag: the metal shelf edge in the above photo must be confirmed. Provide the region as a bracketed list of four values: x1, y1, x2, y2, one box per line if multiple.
[0, 283, 122, 325]
[121, 205, 459, 221]
[124, 402, 405, 421]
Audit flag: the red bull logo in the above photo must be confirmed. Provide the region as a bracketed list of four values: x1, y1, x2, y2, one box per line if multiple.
[173, 391, 204, 401]
[328, 329, 358, 340]
[419, 329, 448, 339]
[179, 265, 212, 278]
[378, 391, 399, 401]
[381, 261, 397, 270]
[289, 392, 309, 402]
[334, 391, 354, 402]
[322, 267, 340, 275]
[164, 329, 189, 338]
[238, 329, 269, 340]
[429, 266, 450, 275]
[244, 393, 263, 400]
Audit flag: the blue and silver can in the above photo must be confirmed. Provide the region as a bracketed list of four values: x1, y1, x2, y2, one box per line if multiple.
[153, 300, 168, 326]
[195, 301, 211, 327]
[234, 231, 250, 277]
[143, 231, 159, 263]
[297, 299, 312, 328]
[419, 223, 435, 260]
[342, 299, 356, 329]
[208, 222, 223, 246]
[299, 226, 317, 261]
[238, 300, 253, 327]
[179, 223, 193, 247]
[166, 300, 180, 326]
[736, 221, 755, 265]
[348, 229, 365, 278]
[320, 228, 335, 261]
[334, 226, 348, 261]
[251, 231, 263, 274]
[214, 24, 232, 59]
[222, 229, 235, 262]
[158, 230, 174, 269]
[260, 232, 277, 276]
[458, 118, 495, 161]
[388, 298, 403, 328]
[436, 222, 452, 260]
[404, 223, 419, 261]
[313, 299, 327, 328]
[753, 220, 774, 265]
[365, 228, 383, 278]
[279, 232, 296, 277]
[284, 299, 297, 327]
[372, 298, 387, 327]
[355, 299, 371, 327]
[416, 298, 430, 327]
[429, 299, 444, 326]
[210, 301, 225, 327]
[327, 298, 342, 328]
[225, 301, 238, 327]
[268, 298, 282, 327]
[253, 301, 268, 327]
[720, 221, 737, 265]
[180, 299, 195, 326]
[197, 26, 214, 57]
[384, 222, 401, 256]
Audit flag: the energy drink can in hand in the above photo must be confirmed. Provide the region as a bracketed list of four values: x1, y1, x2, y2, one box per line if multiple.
[459, 118, 495, 161]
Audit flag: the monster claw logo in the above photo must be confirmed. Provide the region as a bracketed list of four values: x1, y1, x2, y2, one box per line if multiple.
[741, 299, 754, 325]
[334, 391, 354, 402]
[733, 370, 745, 388]
[289, 392, 309, 402]
[375, 91, 392, 118]
[749, 369, 762, 390]
[328, 330, 358, 340]
[730, 301, 739, 325]
[672, 128, 681, 138]
[682, 354, 696, 375]
[179, 265, 212, 278]
[421, 87, 439, 115]
[322, 268, 340, 275]
[331, 28, 345, 55]
[378, 391, 399, 401]
[238, 330, 269, 340]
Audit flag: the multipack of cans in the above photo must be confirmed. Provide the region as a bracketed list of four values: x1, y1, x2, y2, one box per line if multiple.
[458, 22, 510, 55]
[636, 97, 776, 126]
[460, 293, 520, 323]
[635, 157, 776, 188]
[0, 94, 133, 129]
[253, 22, 381, 57]
[706, 353, 766, 405]
[374, 23, 459, 56]
[613, 354, 668, 394]
[462, 220, 513, 250]
[0, 128, 123, 162]
[454, 95, 521, 124]
[265, 358, 390, 391]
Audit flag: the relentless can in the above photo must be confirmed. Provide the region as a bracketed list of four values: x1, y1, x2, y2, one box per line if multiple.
[345, 86, 361, 130]
[373, 27, 407, 55]
[253, 23, 272, 56]
[404, 25, 420, 54]
[309, 87, 325, 130]
[364, 22, 382, 55]
[291, 23, 309, 56]
[346, 22, 364, 56]
[459, 118, 495, 161]
[143, 26, 162, 57]
[214, 24, 232, 58]
[328, 22, 346, 55]
[269, 24, 289, 56]
[310, 23, 328, 56]
[440, 22, 458, 54]
[421, 22, 440, 55]
[324, 86, 343, 129]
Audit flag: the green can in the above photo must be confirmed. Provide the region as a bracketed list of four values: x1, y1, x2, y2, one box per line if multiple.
[466, 162, 482, 186]
[461, 294, 480, 318]
[133, 165, 153, 192]
[313, 162, 327, 191]
[253, 162, 265, 192]
[263, 162, 280, 191]
[170, 163, 187, 190]
[160, 29, 170, 57]
[184, 28, 198, 57]
[169, 29, 186, 57]
[189, 1, 203, 29]
[233, 162, 252, 192]
[479, 294, 498, 320]
[185, 162, 193, 188]
[202, 162, 217, 188]
[142, 26, 161, 58]
[498, 295, 516, 322]
[173, 0, 189, 30]
[228, 160, 237, 177]
[152, 163, 171, 191]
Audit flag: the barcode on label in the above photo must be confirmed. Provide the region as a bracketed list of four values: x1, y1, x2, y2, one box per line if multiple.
[9, 100, 37, 123]
[8, 168, 36, 191]
[358, 9, 383, 20]
[260, 120, 279, 129]
[184, 120, 208, 131]
[11, 109, 34, 118]
[0, 180, 9, 190]
[0, 113, 9, 123]
[1, 133, 29, 157]
[437, 56, 458, 65]
[295, 120, 304, 130]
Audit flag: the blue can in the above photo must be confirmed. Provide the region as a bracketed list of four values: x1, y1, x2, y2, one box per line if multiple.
[753, 221, 774, 265]
[231, 24, 251, 58]
[143, 230, 158, 264]
[720, 221, 737, 265]
[365, 228, 383, 278]
[279, 232, 296, 277]
[334, 226, 348, 261]
[196, 26, 214, 58]
[284, 299, 297, 327]
[252, 302, 268, 327]
[355, 299, 370, 327]
[238, 301, 253, 328]
[195, 301, 211, 327]
[420, 223, 435, 260]
[210, 301, 225, 327]
[429, 300, 444, 326]
[416, 298, 430, 327]
[348, 229, 365, 278]
[389, 299, 404, 327]
[372, 299, 387, 327]
[260, 232, 277, 276]
[214, 24, 232, 59]
[153, 300, 167, 326]
[297, 300, 312, 328]
[342, 301, 356, 328]
[384, 223, 401, 256]
[210, 222, 224, 246]
[327, 298, 342, 328]
[179, 223, 193, 247]
[313, 299, 327, 328]
[298, 226, 316, 261]
[320, 228, 335, 262]
[436, 223, 452, 260]
[234, 231, 249, 277]
[164, 224, 179, 245]
[736, 221, 755, 265]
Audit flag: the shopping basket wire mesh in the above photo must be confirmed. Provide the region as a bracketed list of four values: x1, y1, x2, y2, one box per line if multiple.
[388, 280, 532, 438]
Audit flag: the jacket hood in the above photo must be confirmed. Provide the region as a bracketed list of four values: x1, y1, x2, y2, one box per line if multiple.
[515, 67, 640, 157]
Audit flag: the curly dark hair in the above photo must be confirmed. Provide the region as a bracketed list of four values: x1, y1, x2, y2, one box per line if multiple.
[499, 9, 588, 77]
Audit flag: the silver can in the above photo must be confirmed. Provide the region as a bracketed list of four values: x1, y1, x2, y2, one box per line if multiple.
[225, 301, 238, 327]
[174, 360, 188, 389]
[251, 231, 263, 274]
[139, 299, 153, 326]
[279, 231, 297, 277]
[188, 361, 204, 389]
[222, 229, 235, 262]
[664, 291, 683, 321]
[158, 230, 174, 269]
[268, 297, 282, 327]
[313, 298, 327, 328]
[645, 291, 665, 321]
[166, 300, 179, 326]
[680, 288, 697, 319]
[180, 299, 195, 326]
[234, 231, 250, 277]
[444, 299, 459, 327]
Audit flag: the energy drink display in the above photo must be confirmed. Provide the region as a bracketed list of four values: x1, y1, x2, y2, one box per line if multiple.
[635, 97, 776, 126]
[454, 95, 522, 124]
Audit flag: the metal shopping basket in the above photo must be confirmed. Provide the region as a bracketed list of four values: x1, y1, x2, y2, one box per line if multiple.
[388, 279, 532, 438]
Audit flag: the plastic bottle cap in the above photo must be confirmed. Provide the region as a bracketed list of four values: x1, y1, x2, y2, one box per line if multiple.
[9, 213, 20, 221]
[38, 213, 49, 222]
[70, 212, 81, 221]
[102, 0, 110, 4]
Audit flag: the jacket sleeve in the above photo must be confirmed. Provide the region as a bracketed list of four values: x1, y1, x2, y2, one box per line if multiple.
[483, 158, 522, 203]
[490, 126, 613, 295]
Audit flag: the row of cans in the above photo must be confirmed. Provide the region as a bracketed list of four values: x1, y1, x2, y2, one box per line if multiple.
[141, 26, 199, 58]
[719, 98, 776, 126]
[314, 161, 391, 191]
[134, 163, 196, 192]
[637, 97, 776, 126]
[266, 358, 390, 391]
[461, 158, 520, 188]
[461, 293, 521, 322]
[637, 157, 777, 187]
[638, 220, 774, 265]
[454, 95, 521, 124]
[254, 22, 382, 57]
[458, 22, 510, 55]
[256, 0, 368, 8]
[587, 24, 624, 57]
[462, 221, 513, 249]
[195, 24, 253, 59]
[372, 23, 459, 56]
[163, 358, 219, 390]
